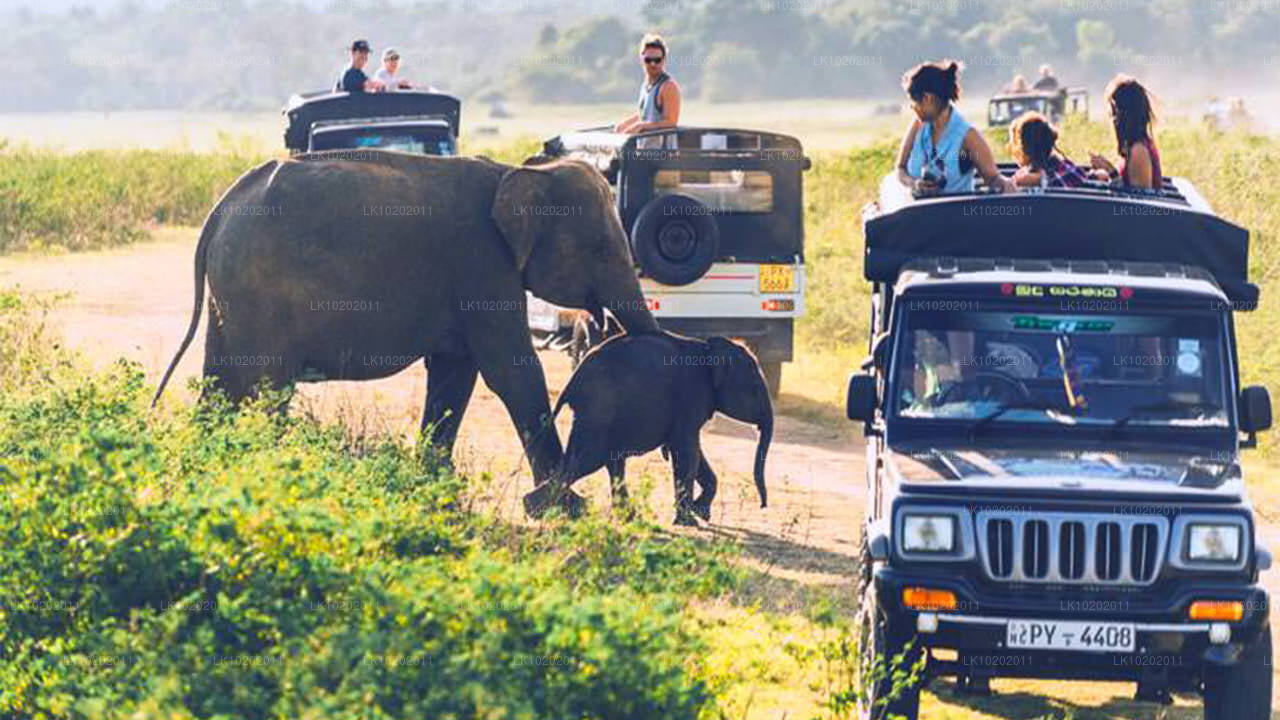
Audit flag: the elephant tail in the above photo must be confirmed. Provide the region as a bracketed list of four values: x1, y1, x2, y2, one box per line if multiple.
[151, 214, 216, 407]
[152, 159, 281, 408]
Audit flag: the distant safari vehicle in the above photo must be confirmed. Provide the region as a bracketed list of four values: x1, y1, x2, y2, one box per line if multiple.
[525, 126, 810, 397]
[282, 89, 461, 155]
[988, 88, 1088, 127]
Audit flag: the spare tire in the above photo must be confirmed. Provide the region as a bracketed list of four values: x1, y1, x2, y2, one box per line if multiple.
[630, 194, 719, 286]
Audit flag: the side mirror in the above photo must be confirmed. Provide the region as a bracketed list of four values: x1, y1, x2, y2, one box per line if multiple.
[847, 373, 877, 424]
[1240, 386, 1273, 434]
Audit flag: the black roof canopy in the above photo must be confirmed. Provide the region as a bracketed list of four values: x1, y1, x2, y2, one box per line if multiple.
[283, 90, 461, 151]
[863, 172, 1256, 308]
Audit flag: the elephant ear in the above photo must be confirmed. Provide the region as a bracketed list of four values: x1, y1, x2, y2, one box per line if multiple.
[492, 166, 553, 272]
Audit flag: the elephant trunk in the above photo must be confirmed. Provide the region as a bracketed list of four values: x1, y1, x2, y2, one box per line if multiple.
[604, 286, 660, 335]
[753, 413, 772, 508]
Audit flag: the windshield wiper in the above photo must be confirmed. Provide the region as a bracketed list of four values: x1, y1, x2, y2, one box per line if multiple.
[967, 399, 1076, 442]
[1106, 400, 1224, 438]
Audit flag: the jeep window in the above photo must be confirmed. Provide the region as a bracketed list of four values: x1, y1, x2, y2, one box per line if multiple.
[311, 130, 455, 156]
[653, 169, 773, 213]
[894, 302, 1229, 429]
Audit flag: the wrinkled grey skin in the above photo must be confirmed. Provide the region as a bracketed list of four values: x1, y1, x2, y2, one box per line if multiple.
[531, 332, 772, 525]
[153, 151, 658, 492]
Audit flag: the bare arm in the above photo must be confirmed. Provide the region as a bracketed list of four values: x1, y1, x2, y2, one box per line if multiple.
[964, 128, 1015, 193]
[896, 119, 921, 188]
[1124, 142, 1155, 189]
[1012, 167, 1044, 187]
[614, 113, 639, 133]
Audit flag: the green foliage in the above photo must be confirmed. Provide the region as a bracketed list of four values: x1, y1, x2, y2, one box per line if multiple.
[0, 304, 736, 718]
[0, 146, 264, 253]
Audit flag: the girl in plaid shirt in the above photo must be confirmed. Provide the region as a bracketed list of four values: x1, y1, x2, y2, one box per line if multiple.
[1009, 112, 1090, 189]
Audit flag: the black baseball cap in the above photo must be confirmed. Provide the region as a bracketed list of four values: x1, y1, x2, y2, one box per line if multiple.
[351, 39, 370, 52]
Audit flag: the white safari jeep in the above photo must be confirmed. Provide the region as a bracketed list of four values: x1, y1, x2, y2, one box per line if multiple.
[526, 126, 809, 397]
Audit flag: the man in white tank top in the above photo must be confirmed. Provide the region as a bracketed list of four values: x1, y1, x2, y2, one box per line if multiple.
[614, 34, 681, 148]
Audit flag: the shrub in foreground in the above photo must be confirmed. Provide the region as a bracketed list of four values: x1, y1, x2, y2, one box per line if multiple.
[0, 358, 733, 719]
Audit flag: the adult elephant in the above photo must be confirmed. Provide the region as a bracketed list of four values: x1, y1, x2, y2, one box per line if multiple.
[153, 151, 658, 495]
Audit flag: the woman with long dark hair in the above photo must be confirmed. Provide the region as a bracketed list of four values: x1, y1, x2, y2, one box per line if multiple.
[896, 60, 1014, 195]
[1089, 75, 1162, 190]
[1009, 112, 1089, 188]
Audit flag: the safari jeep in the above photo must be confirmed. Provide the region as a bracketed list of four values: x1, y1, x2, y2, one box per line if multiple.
[282, 89, 461, 156]
[846, 169, 1273, 719]
[988, 87, 1088, 127]
[525, 127, 809, 397]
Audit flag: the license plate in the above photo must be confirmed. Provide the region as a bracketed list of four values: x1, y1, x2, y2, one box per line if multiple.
[1006, 619, 1135, 653]
[759, 265, 795, 293]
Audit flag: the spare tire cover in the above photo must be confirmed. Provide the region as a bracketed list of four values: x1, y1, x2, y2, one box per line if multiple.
[630, 194, 720, 286]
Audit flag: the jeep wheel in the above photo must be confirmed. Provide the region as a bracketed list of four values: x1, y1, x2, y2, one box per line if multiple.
[1203, 625, 1272, 720]
[856, 534, 922, 720]
[630, 194, 719, 286]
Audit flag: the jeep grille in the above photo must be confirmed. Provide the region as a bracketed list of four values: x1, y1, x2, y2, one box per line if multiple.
[977, 512, 1167, 586]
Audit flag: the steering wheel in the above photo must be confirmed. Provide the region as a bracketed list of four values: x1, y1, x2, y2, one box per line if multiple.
[934, 372, 1032, 407]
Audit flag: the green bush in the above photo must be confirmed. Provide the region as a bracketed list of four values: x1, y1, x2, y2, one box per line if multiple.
[0, 323, 737, 718]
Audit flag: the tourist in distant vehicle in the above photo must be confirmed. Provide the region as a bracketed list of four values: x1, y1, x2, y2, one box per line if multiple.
[336, 39, 385, 94]
[373, 47, 412, 92]
[1088, 75, 1162, 190]
[896, 60, 1015, 195]
[614, 34, 681, 143]
[1003, 74, 1031, 94]
[1033, 64, 1059, 92]
[1009, 112, 1089, 189]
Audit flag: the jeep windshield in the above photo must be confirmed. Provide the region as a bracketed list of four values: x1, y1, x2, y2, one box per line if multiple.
[892, 298, 1230, 432]
[310, 127, 455, 155]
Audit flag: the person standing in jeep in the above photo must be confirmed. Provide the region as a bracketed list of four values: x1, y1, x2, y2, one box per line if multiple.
[335, 39, 385, 94]
[614, 34, 681, 147]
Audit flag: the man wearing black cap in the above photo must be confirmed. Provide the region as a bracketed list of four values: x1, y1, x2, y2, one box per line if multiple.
[336, 40, 385, 93]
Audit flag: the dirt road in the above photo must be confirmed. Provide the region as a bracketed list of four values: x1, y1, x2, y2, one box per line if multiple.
[3, 230, 1276, 719]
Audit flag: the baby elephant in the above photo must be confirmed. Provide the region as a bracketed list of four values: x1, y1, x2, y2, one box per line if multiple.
[530, 332, 772, 525]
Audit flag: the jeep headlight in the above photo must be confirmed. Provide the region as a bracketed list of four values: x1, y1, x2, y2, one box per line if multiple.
[902, 514, 956, 553]
[1188, 524, 1242, 563]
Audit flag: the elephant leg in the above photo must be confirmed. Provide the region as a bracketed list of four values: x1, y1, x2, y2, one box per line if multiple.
[668, 435, 701, 527]
[559, 423, 610, 485]
[421, 353, 478, 458]
[606, 455, 632, 518]
[472, 344, 575, 518]
[201, 306, 293, 409]
[691, 453, 717, 522]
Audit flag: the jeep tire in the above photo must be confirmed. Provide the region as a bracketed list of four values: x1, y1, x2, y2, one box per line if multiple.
[856, 533, 923, 720]
[1203, 625, 1272, 720]
[631, 194, 719, 287]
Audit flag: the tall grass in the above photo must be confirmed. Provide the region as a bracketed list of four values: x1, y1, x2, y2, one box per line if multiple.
[0, 142, 265, 252]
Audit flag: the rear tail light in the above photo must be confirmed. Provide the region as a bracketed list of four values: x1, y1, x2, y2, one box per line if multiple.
[762, 299, 794, 312]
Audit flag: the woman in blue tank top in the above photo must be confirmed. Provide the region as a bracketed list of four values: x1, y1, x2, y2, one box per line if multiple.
[895, 61, 1014, 195]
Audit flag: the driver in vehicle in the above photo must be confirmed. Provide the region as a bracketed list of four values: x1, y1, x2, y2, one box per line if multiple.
[614, 34, 681, 149]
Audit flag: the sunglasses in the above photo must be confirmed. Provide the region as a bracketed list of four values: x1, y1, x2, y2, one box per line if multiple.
[643, 56, 664, 65]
